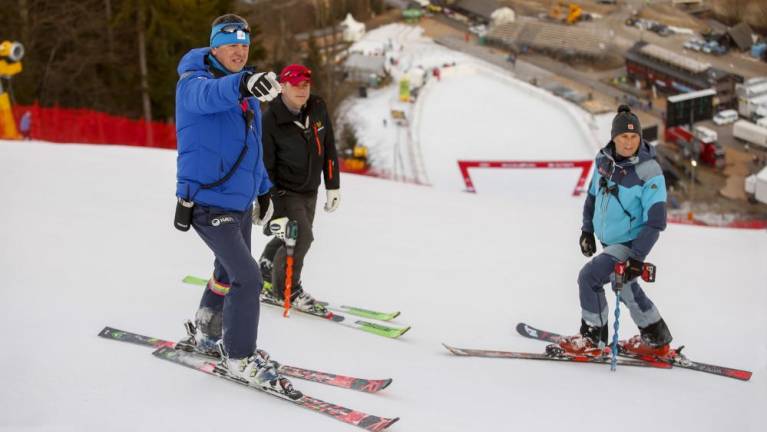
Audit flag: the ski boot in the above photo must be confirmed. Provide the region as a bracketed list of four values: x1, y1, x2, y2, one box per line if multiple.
[290, 285, 328, 315]
[214, 343, 302, 400]
[620, 319, 674, 359]
[262, 282, 328, 316]
[547, 320, 609, 358]
[176, 319, 221, 358]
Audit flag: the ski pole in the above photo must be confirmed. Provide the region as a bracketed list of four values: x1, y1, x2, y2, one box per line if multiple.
[283, 220, 299, 318]
[611, 261, 627, 372]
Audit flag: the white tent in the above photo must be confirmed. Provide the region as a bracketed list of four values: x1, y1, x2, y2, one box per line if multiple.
[490, 7, 516, 28]
[745, 166, 767, 204]
[341, 13, 366, 42]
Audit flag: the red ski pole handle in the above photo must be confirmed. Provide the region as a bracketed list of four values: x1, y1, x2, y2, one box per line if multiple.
[641, 262, 656, 283]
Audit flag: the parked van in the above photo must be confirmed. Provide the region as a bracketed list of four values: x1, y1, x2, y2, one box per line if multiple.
[733, 120, 767, 148]
[713, 109, 739, 125]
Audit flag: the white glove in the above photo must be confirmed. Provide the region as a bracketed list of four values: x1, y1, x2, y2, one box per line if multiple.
[252, 195, 274, 226]
[324, 189, 340, 213]
[245, 72, 281, 102]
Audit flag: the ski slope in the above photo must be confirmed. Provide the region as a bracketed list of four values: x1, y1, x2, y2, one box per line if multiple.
[1, 140, 765, 432]
[340, 23, 604, 193]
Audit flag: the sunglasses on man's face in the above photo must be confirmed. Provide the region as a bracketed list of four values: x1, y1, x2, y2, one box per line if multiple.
[218, 23, 250, 34]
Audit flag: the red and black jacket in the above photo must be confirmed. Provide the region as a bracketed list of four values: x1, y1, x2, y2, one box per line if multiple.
[261, 95, 339, 193]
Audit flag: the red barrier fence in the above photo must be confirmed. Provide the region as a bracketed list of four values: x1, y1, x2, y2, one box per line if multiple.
[12, 103, 177, 149]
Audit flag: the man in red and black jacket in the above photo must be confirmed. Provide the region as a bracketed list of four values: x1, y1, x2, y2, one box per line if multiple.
[259, 64, 340, 314]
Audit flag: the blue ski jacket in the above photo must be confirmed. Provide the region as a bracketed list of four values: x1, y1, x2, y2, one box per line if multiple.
[175, 47, 271, 211]
[582, 141, 667, 260]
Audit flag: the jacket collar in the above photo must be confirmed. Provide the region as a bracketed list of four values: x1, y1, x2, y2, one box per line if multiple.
[270, 95, 317, 125]
[600, 140, 656, 168]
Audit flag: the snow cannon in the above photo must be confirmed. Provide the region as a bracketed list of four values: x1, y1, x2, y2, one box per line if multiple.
[0, 41, 24, 140]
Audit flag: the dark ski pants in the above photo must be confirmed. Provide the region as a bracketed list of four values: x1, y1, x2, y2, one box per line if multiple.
[578, 244, 662, 330]
[192, 204, 262, 359]
[260, 190, 317, 295]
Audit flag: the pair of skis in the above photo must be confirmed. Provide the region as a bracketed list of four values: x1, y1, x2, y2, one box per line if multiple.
[444, 322, 752, 381]
[99, 327, 399, 431]
[183, 275, 411, 339]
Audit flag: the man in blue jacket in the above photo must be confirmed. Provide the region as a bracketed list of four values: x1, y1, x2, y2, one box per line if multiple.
[175, 13, 298, 397]
[557, 105, 673, 358]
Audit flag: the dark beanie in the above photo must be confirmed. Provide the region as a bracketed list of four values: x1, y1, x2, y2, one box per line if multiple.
[611, 105, 641, 140]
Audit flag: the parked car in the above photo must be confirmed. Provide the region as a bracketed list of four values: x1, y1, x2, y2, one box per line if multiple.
[713, 109, 739, 125]
[683, 39, 704, 52]
[693, 125, 718, 143]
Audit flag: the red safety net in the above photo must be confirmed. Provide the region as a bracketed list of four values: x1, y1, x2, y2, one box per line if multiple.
[12, 103, 177, 149]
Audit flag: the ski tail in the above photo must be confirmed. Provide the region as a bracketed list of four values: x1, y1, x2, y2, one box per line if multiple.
[515, 322, 562, 343]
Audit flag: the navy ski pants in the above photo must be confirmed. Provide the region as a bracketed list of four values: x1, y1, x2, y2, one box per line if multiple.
[192, 204, 262, 359]
[578, 244, 662, 330]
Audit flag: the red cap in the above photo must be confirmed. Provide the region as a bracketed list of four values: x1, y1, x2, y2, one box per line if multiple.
[279, 64, 312, 85]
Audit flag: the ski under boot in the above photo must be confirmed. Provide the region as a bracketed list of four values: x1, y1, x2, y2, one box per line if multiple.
[214, 343, 302, 400]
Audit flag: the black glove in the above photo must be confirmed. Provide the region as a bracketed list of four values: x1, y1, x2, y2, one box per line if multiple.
[252, 193, 273, 226]
[240, 71, 281, 102]
[623, 257, 644, 281]
[579, 231, 596, 257]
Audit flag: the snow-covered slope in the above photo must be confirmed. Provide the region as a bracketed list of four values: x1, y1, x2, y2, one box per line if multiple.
[340, 24, 604, 191]
[1, 140, 765, 432]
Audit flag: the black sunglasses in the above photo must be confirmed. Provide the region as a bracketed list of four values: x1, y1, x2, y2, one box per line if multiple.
[219, 23, 250, 34]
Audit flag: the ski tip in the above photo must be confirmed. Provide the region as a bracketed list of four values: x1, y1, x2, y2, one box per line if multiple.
[389, 311, 401, 320]
[442, 343, 465, 356]
[373, 417, 400, 431]
[385, 417, 400, 429]
[380, 378, 394, 391]
[726, 370, 752, 381]
[396, 326, 412, 337]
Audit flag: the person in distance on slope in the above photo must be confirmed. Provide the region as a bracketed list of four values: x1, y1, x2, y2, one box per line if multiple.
[558, 105, 672, 358]
[174, 13, 297, 394]
[257, 64, 340, 314]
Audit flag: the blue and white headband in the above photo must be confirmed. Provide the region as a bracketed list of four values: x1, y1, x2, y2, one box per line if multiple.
[210, 23, 250, 48]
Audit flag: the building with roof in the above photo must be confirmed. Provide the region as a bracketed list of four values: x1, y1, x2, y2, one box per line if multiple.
[449, 0, 501, 24]
[343, 53, 387, 84]
[728, 22, 755, 52]
[625, 41, 742, 107]
[487, 18, 610, 60]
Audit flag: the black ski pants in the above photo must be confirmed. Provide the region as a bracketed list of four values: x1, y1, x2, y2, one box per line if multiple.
[260, 190, 318, 296]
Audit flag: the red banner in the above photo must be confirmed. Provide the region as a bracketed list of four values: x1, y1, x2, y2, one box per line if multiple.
[457, 160, 594, 196]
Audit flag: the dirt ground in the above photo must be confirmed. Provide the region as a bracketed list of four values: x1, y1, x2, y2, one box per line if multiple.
[637, 3, 707, 32]
[419, 14, 464, 39]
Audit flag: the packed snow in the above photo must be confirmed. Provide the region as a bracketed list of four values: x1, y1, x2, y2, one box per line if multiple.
[1, 140, 765, 432]
[339, 23, 604, 191]
[2, 21, 765, 432]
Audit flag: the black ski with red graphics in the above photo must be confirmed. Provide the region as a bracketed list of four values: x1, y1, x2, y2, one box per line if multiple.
[98, 326, 392, 392]
[515, 322, 752, 381]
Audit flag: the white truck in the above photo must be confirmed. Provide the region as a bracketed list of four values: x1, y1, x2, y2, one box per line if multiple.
[732, 120, 767, 148]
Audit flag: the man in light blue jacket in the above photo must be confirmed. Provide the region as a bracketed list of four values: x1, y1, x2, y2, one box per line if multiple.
[558, 105, 672, 358]
[174, 13, 299, 397]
